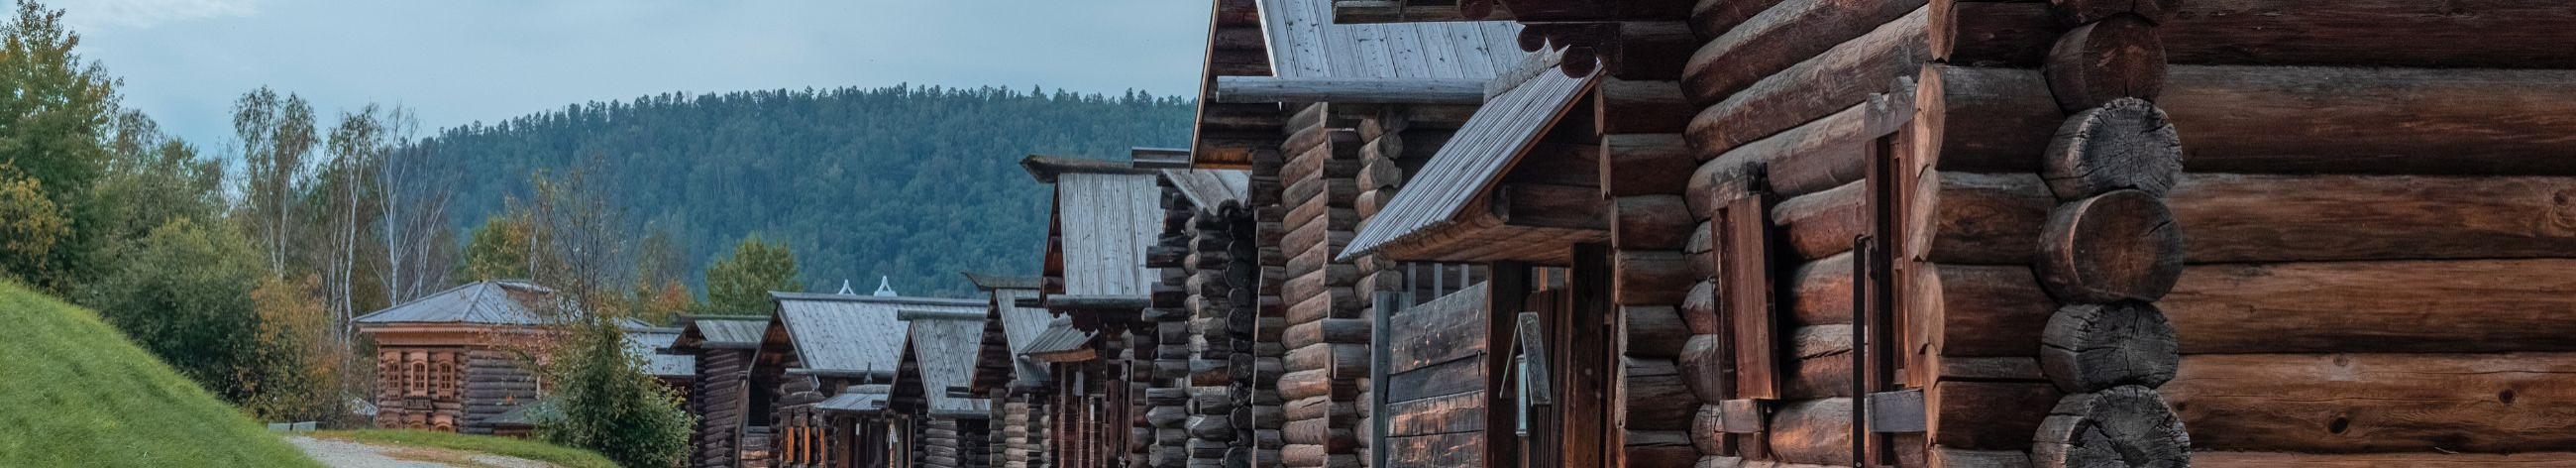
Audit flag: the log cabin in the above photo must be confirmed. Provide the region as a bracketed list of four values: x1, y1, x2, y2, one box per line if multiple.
[1184, 0, 1553, 465]
[753, 287, 989, 468]
[355, 280, 567, 434]
[964, 274, 1050, 468]
[677, 315, 773, 468]
[1288, 0, 2576, 466]
[894, 307, 997, 468]
[1020, 154, 1165, 468]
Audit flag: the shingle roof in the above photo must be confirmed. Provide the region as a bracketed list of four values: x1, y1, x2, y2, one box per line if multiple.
[622, 328, 696, 378]
[907, 313, 990, 415]
[677, 316, 768, 350]
[1260, 0, 1521, 80]
[354, 281, 559, 325]
[772, 292, 985, 375]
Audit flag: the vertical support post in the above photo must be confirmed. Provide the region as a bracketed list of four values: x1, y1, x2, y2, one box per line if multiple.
[1369, 291, 1405, 468]
[1850, 236, 1873, 468]
[1485, 263, 1530, 468]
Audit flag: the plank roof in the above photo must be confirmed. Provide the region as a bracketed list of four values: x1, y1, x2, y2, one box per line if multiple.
[906, 313, 991, 416]
[1020, 316, 1098, 362]
[771, 292, 986, 376]
[354, 281, 557, 325]
[989, 287, 1054, 389]
[816, 385, 893, 413]
[676, 316, 769, 350]
[1054, 172, 1164, 297]
[1342, 55, 1600, 260]
[1259, 0, 1522, 80]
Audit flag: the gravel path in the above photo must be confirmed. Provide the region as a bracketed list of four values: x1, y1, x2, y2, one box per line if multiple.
[286, 436, 559, 468]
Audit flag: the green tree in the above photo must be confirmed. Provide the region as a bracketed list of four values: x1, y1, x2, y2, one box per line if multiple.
[536, 314, 692, 468]
[77, 217, 266, 401]
[0, 168, 69, 285]
[460, 212, 534, 281]
[702, 234, 798, 314]
[0, 0, 122, 292]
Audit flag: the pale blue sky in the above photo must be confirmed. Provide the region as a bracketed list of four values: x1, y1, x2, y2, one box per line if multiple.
[56, 0, 1209, 149]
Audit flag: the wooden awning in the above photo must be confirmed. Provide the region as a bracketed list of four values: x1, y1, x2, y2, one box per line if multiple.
[1189, 0, 1524, 169]
[1341, 58, 1604, 264]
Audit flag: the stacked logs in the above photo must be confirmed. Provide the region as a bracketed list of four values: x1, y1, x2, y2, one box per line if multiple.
[923, 417, 973, 468]
[1599, 70, 1702, 466]
[1240, 109, 1291, 468]
[1275, 103, 1366, 468]
[2024, 2, 2188, 466]
[1141, 184, 1200, 468]
[1178, 196, 1248, 467]
[1223, 203, 1279, 468]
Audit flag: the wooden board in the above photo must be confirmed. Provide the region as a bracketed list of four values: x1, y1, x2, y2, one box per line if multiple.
[2167, 353, 2576, 453]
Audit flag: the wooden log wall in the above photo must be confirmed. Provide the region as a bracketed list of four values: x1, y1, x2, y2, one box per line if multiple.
[1175, 188, 1254, 468]
[693, 349, 754, 468]
[1239, 104, 1294, 468]
[460, 349, 534, 435]
[1600, 51, 1702, 468]
[1275, 103, 1369, 468]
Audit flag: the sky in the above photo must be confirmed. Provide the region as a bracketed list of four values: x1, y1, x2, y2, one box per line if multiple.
[54, 0, 1210, 149]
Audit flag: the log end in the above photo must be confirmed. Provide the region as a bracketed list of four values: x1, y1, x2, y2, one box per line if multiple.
[2039, 301, 2180, 393]
[2042, 98, 2181, 200]
[2037, 190, 2183, 303]
[2030, 386, 2190, 468]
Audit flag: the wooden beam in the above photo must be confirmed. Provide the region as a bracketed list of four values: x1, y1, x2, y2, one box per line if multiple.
[1215, 77, 1489, 105]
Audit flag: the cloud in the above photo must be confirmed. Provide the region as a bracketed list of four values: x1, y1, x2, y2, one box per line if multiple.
[54, 0, 260, 30]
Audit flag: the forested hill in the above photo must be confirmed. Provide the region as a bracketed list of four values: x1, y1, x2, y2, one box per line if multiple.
[415, 85, 1195, 297]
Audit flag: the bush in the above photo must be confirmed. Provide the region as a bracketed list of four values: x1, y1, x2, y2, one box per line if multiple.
[536, 315, 692, 467]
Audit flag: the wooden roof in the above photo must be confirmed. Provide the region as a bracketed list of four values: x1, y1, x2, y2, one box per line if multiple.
[768, 292, 986, 377]
[961, 273, 1044, 291]
[622, 328, 696, 378]
[1163, 169, 1251, 209]
[1051, 172, 1163, 298]
[973, 287, 1053, 392]
[1190, 0, 1526, 169]
[1021, 316, 1100, 363]
[354, 281, 557, 326]
[905, 312, 991, 416]
[1342, 56, 1600, 262]
[675, 315, 769, 350]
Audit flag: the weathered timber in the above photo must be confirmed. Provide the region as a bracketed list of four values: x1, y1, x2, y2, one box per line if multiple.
[1678, 335, 1732, 405]
[1283, 343, 1368, 380]
[1598, 79, 1694, 135]
[2043, 16, 2166, 113]
[2165, 352, 2576, 454]
[1691, 0, 1791, 38]
[1615, 195, 1696, 251]
[1683, 0, 1930, 104]
[2035, 190, 2182, 303]
[1784, 325, 1856, 401]
[1768, 399, 1855, 466]
[1950, 0, 2576, 68]
[1687, 7, 1928, 161]
[2031, 386, 2189, 468]
[1679, 280, 1720, 335]
[1778, 173, 2053, 264]
[1627, 358, 1696, 430]
[1616, 250, 1695, 305]
[2171, 174, 2576, 263]
[1626, 306, 1691, 358]
[2194, 451, 2576, 467]
[1929, 381, 2061, 450]
[1281, 318, 1371, 349]
[2039, 301, 2178, 394]
[1604, 134, 1697, 198]
[1688, 84, 1913, 208]
[2163, 259, 2576, 353]
[2041, 98, 2181, 200]
[1932, 64, 2576, 176]
[1930, 0, 2063, 66]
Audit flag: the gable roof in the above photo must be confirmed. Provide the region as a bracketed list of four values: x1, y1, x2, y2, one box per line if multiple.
[973, 287, 1053, 392]
[906, 313, 991, 417]
[1342, 54, 1600, 260]
[1021, 316, 1100, 363]
[771, 292, 986, 376]
[676, 316, 768, 350]
[355, 281, 558, 325]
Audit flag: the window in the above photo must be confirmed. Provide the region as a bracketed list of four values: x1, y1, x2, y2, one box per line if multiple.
[433, 361, 457, 400]
[1397, 262, 1486, 307]
[406, 361, 428, 396]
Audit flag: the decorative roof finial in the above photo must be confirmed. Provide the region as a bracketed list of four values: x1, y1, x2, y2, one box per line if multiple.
[874, 276, 898, 296]
[837, 279, 856, 294]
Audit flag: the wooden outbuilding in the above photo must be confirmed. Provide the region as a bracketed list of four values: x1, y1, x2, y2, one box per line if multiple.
[892, 307, 996, 468]
[752, 289, 990, 468]
[1019, 154, 1165, 468]
[963, 274, 1052, 468]
[677, 315, 773, 468]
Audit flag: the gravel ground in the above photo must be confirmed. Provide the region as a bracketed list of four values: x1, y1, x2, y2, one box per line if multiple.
[286, 436, 559, 468]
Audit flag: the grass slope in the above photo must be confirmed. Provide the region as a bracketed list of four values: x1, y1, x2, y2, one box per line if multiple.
[314, 429, 618, 468]
[0, 283, 321, 467]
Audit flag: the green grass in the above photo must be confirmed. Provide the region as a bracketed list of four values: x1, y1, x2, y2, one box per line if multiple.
[311, 429, 620, 468]
[0, 283, 323, 467]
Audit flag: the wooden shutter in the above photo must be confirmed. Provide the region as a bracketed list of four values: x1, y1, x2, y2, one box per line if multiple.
[1723, 195, 1778, 401]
